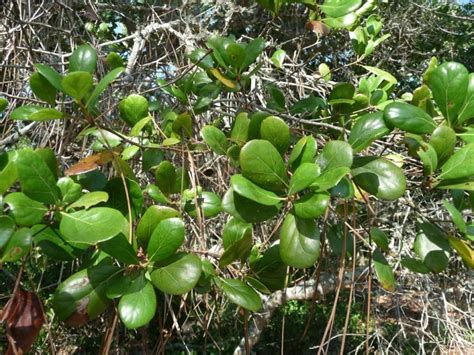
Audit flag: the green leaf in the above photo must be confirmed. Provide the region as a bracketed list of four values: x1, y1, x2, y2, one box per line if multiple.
[172, 112, 192, 137]
[289, 136, 317, 171]
[14, 149, 60, 204]
[118, 273, 157, 329]
[251, 245, 287, 291]
[316, 140, 353, 172]
[136, 206, 180, 246]
[429, 62, 469, 124]
[266, 84, 286, 111]
[201, 125, 228, 155]
[32, 224, 82, 261]
[60, 207, 127, 245]
[240, 140, 287, 192]
[414, 222, 450, 273]
[310, 167, 350, 192]
[119, 94, 149, 127]
[28, 108, 63, 121]
[417, 142, 438, 176]
[280, 214, 320, 269]
[458, 73, 474, 124]
[260, 116, 290, 155]
[34, 64, 62, 91]
[442, 200, 466, 234]
[293, 192, 330, 219]
[288, 163, 320, 196]
[52, 261, 118, 324]
[290, 96, 326, 116]
[69, 43, 97, 73]
[401, 257, 430, 274]
[57, 177, 82, 205]
[271, 49, 285, 69]
[436, 178, 474, 191]
[105, 52, 124, 69]
[322, 13, 358, 29]
[147, 218, 185, 262]
[226, 43, 246, 70]
[4, 192, 47, 226]
[351, 157, 406, 200]
[217, 278, 261, 312]
[383, 102, 436, 134]
[0, 97, 7, 112]
[222, 188, 281, 223]
[61, 71, 93, 100]
[188, 48, 214, 70]
[1, 227, 32, 262]
[373, 248, 395, 292]
[349, 112, 391, 152]
[320, 0, 362, 18]
[361, 65, 397, 86]
[184, 191, 222, 218]
[231, 112, 250, 146]
[155, 161, 176, 195]
[99, 233, 138, 265]
[0, 152, 17, 195]
[330, 176, 354, 199]
[220, 217, 253, 267]
[30, 72, 56, 105]
[150, 253, 202, 295]
[430, 125, 456, 164]
[370, 227, 389, 252]
[231, 174, 283, 206]
[10, 105, 43, 120]
[103, 177, 143, 218]
[439, 143, 474, 180]
[0, 216, 15, 250]
[86, 67, 124, 109]
[319, 63, 331, 82]
[66, 191, 108, 211]
[242, 38, 265, 71]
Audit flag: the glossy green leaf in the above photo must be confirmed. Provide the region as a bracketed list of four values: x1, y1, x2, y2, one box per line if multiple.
[260, 116, 290, 155]
[439, 143, 474, 180]
[414, 222, 450, 273]
[118, 273, 157, 329]
[217, 278, 261, 312]
[231, 112, 250, 146]
[1, 227, 32, 262]
[226, 43, 245, 70]
[240, 140, 287, 192]
[310, 167, 350, 192]
[14, 149, 60, 204]
[0, 152, 17, 195]
[373, 248, 396, 292]
[289, 136, 318, 171]
[155, 161, 176, 195]
[430, 125, 456, 164]
[10, 105, 43, 120]
[99, 233, 138, 265]
[61, 71, 93, 100]
[401, 257, 430, 274]
[0, 216, 15, 250]
[351, 157, 406, 200]
[34, 63, 62, 91]
[242, 38, 265, 71]
[0, 97, 6, 112]
[60, 207, 127, 245]
[320, 0, 362, 18]
[4, 192, 47, 226]
[266, 84, 286, 111]
[52, 261, 118, 324]
[69, 43, 97, 73]
[220, 217, 253, 267]
[293, 192, 330, 219]
[316, 140, 353, 172]
[86, 67, 124, 108]
[222, 188, 281, 223]
[30, 72, 56, 105]
[383, 102, 436, 134]
[288, 163, 320, 196]
[417, 142, 438, 176]
[57, 177, 82, 205]
[28, 108, 63, 121]
[32, 224, 82, 261]
[361, 65, 397, 86]
[458, 73, 474, 124]
[330, 176, 354, 199]
[322, 13, 358, 29]
[103, 177, 143, 218]
[370, 227, 389, 252]
[436, 178, 474, 191]
[147, 218, 185, 262]
[150, 253, 202, 295]
[201, 125, 228, 155]
[271, 49, 285, 68]
[184, 191, 222, 218]
[280, 214, 320, 269]
[429, 62, 469, 123]
[172, 112, 192, 137]
[231, 174, 283, 206]
[349, 112, 391, 152]
[66, 191, 108, 211]
[442, 200, 466, 234]
[188, 48, 214, 70]
[105, 52, 124, 69]
[319, 63, 331, 81]
[251, 245, 287, 291]
[119, 94, 149, 127]
[136, 206, 180, 246]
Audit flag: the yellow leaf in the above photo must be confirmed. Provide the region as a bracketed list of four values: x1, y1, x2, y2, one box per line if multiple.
[448, 236, 474, 269]
[210, 68, 236, 89]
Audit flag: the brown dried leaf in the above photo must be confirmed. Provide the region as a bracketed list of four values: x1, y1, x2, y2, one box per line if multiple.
[305, 21, 330, 35]
[0, 288, 46, 354]
[65, 151, 116, 176]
